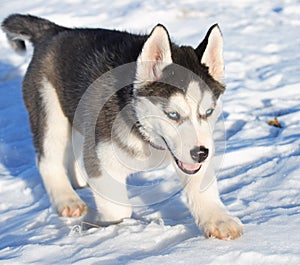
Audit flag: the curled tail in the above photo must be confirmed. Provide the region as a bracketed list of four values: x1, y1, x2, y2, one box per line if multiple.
[1, 14, 68, 53]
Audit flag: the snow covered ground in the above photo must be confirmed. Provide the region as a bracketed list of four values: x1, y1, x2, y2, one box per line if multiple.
[1, 0, 300, 264]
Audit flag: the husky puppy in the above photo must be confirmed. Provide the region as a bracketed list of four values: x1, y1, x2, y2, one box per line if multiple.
[2, 14, 242, 239]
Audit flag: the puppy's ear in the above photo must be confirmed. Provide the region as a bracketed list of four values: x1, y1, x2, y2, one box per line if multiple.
[136, 24, 172, 84]
[195, 24, 224, 82]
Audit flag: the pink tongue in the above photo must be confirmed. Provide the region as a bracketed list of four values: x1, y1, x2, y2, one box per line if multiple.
[178, 161, 201, 172]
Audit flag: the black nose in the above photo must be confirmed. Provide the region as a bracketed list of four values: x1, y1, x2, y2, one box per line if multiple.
[190, 146, 209, 163]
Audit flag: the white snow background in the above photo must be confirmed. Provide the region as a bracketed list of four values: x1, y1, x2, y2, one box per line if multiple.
[0, 0, 300, 264]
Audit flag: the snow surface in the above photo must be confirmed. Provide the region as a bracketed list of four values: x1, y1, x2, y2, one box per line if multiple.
[1, 0, 300, 264]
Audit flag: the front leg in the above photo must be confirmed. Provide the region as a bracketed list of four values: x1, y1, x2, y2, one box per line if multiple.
[183, 167, 243, 240]
[88, 172, 133, 223]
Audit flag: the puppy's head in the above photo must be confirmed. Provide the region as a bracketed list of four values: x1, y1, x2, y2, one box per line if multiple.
[134, 24, 225, 175]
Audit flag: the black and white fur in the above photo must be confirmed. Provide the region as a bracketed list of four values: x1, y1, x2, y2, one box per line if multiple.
[2, 14, 243, 239]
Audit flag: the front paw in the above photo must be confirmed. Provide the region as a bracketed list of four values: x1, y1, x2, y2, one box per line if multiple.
[200, 214, 243, 240]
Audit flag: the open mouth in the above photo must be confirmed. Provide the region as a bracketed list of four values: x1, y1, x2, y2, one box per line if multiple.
[157, 137, 202, 175]
[174, 157, 202, 175]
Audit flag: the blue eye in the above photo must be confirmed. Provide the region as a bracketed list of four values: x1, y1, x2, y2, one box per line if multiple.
[166, 111, 180, 121]
[205, 108, 214, 117]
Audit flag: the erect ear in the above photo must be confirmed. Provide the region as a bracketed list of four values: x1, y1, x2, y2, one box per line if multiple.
[136, 24, 172, 84]
[195, 24, 224, 82]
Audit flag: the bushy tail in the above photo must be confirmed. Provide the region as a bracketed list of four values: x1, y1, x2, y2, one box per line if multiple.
[1, 14, 68, 53]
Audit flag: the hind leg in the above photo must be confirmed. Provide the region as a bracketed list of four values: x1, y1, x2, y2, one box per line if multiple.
[65, 135, 88, 189]
[37, 78, 88, 217]
[39, 157, 88, 217]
